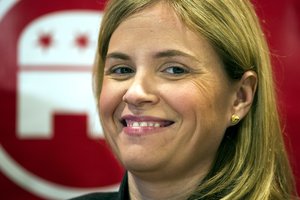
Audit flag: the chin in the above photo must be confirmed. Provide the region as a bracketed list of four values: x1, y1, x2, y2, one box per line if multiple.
[120, 153, 164, 173]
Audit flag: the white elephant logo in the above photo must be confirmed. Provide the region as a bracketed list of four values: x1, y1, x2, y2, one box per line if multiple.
[17, 11, 103, 139]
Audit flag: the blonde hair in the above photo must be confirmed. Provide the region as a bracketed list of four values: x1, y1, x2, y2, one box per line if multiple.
[94, 0, 297, 199]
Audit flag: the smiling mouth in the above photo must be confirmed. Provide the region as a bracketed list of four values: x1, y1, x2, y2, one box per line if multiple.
[122, 120, 174, 128]
[120, 115, 174, 129]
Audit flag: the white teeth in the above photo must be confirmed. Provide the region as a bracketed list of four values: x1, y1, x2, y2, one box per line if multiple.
[154, 123, 160, 127]
[140, 122, 148, 127]
[132, 122, 140, 127]
[127, 121, 162, 127]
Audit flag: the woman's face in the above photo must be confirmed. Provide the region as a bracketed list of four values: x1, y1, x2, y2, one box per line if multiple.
[99, 2, 237, 179]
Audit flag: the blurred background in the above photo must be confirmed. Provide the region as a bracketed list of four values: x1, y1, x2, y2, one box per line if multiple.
[0, 0, 299, 199]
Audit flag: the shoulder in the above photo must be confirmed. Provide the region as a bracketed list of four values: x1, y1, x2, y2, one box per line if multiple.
[69, 192, 119, 200]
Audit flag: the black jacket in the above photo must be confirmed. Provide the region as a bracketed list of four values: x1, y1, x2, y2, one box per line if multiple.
[70, 173, 129, 200]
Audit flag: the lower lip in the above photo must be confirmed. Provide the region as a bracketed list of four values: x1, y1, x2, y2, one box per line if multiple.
[123, 126, 166, 136]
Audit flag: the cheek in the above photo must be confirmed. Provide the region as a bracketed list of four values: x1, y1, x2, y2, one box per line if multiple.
[98, 80, 126, 148]
[99, 80, 123, 121]
[160, 80, 213, 116]
[99, 84, 111, 118]
[161, 79, 230, 132]
[160, 83, 226, 161]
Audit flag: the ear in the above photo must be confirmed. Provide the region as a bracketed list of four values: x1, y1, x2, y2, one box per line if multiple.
[231, 70, 257, 123]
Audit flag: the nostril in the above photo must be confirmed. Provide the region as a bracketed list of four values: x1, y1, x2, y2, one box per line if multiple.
[122, 94, 160, 107]
[122, 82, 159, 106]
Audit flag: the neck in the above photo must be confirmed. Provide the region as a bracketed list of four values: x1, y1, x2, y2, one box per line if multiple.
[127, 170, 206, 200]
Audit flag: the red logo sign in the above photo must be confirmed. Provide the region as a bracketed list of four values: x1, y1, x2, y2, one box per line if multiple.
[0, 1, 123, 199]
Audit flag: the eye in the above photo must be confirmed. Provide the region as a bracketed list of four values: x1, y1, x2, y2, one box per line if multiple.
[111, 66, 135, 75]
[162, 65, 189, 75]
[105, 65, 135, 80]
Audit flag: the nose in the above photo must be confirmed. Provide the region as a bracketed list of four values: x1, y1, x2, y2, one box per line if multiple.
[122, 75, 159, 107]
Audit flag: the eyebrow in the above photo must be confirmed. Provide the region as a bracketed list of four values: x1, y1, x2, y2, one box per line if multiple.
[106, 49, 198, 61]
[154, 49, 196, 60]
[106, 52, 131, 60]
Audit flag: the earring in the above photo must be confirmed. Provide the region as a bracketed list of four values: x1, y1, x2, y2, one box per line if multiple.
[231, 114, 240, 125]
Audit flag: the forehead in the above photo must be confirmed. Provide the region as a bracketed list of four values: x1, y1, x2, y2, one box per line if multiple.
[107, 1, 223, 69]
[108, 2, 211, 55]
[124, 2, 183, 30]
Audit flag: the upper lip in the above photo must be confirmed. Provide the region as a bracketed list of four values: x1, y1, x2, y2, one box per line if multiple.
[120, 115, 174, 127]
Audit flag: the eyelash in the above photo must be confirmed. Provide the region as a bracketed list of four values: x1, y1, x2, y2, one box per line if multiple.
[161, 65, 190, 75]
[110, 66, 135, 75]
[106, 63, 191, 79]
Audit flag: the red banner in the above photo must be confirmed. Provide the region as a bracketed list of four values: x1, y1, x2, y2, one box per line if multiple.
[0, 1, 124, 199]
[0, 0, 299, 199]
[253, 0, 300, 193]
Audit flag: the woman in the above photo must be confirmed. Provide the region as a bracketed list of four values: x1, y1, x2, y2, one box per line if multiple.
[73, 0, 297, 199]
